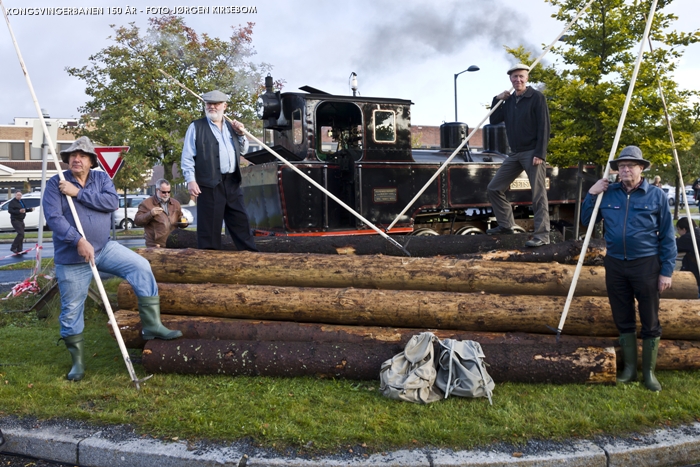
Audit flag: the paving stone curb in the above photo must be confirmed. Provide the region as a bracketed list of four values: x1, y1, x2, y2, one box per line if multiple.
[1, 421, 700, 467]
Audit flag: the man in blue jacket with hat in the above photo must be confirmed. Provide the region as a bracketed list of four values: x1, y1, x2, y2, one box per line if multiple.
[582, 146, 676, 392]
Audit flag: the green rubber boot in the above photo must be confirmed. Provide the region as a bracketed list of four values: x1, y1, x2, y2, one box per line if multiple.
[642, 337, 662, 392]
[616, 333, 638, 384]
[138, 296, 183, 340]
[63, 334, 85, 381]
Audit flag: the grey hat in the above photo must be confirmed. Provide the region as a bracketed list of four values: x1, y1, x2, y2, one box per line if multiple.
[60, 136, 99, 168]
[202, 90, 230, 103]
[609, 145, 651, 171]
[507, 63, 530, 75]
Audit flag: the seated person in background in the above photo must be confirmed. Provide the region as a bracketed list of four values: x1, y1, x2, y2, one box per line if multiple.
[676, 216, 700, 297]
[134, 179, 188, 248]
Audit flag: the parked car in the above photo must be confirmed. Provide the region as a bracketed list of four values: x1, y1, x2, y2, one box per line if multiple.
[113, 194, 194, 229]
[662, 185, 696, 207]
[0, 192, 46, 231]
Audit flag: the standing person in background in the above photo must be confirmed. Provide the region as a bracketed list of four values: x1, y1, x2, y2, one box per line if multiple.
[134, 179, 187, 247]
[180, 89, 258, 251]
[651, 176, 662, 187]
[581, 146, 676, 392]
[485, 63, 551, 247]
[676, 216, 700, 297]
[692, 177, 700, 201]
[8, 191, 33, 254]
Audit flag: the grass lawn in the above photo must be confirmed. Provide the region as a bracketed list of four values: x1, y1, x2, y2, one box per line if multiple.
[1, 281, 699, 454]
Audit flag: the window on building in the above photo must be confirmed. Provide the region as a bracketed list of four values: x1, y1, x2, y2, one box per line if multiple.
[0, 143, 10, 160]
[10, 143, 25, 160]
[30, 146, 42, 160]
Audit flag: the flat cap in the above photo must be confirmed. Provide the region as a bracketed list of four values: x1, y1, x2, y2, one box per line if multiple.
[201, 90, 230, 103]
[609, 145, 651, 171]
[507, 63, 531, 75]
[59, 136, 99, 168]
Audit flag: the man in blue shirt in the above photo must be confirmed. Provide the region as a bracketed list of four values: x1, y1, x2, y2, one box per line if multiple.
[582, 146, 676, 391]
[180, 90, 258, 251]
[43, 136, 182, 381]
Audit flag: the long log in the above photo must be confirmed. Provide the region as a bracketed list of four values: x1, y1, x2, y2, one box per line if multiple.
[114, 310, 700, 371]
[138, 249, 699, 299]
[166, 229, 606, 264]
[141, 337, 616, 384]
[118, 282, 700, 339]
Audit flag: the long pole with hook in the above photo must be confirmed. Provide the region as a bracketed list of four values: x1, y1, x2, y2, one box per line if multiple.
[645, 35, 700, 279]
[385, 0, 596, 233]
[554, 0, 660, 341]
[158, 69, 411, 257]
[1, 0, 148, 389]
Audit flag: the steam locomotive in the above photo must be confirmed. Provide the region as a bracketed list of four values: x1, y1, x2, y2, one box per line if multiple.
[242, 75, 595, 236]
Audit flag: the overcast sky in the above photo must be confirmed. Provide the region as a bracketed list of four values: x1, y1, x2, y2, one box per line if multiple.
[0, 0, 697, 129]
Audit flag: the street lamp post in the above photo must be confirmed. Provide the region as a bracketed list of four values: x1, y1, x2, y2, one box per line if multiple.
[454, 65, 480, 122]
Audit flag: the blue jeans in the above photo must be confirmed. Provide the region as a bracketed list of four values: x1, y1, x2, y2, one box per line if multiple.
[56, 241, 158, 337]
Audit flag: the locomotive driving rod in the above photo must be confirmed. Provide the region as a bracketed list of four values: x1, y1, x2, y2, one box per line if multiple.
[158, 69, 411, 257]
[385, 0, 596, 233]
[1, 0, 150, 389]
[554, 0, 660, 342]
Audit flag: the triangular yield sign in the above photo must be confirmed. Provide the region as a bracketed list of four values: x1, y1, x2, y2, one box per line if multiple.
[94, 146, 129, 179]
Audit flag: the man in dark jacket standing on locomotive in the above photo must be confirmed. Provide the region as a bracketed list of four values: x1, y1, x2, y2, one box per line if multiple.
[582, 146, 676, 392]
[486, 64, 551, 247]
[8, 191, 34, 254]
[180, 90, 258, 251]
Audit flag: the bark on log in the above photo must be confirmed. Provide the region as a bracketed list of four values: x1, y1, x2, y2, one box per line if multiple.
[141, 337, 616, 384]
[114, 310, 700, 371]
[166, 229, 606, 264]
[138, 249, 699, 299]
[118, 282, 700, 340]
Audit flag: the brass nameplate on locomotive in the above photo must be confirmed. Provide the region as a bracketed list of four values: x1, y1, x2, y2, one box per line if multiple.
[373, 188, 397, 203]
[510, 178, 551, 190]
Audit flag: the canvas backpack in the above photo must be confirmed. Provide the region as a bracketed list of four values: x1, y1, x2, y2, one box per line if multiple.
[434, 339, 494, 405]
[379, 332, 443, 404]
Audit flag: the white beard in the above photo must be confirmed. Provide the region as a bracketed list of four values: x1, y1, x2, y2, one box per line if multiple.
[206, 108, 224, 122]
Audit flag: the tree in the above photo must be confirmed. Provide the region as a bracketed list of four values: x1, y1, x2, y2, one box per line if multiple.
[505, 0, 700, 170]
[66, 17, 274, 185]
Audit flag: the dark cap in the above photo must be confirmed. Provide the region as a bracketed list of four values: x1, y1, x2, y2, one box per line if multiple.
[59, 136, 99, 168]
[609, 145, 651, 171]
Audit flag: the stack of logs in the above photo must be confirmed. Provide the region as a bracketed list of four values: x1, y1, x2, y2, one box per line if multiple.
[112, 234, 700, 385]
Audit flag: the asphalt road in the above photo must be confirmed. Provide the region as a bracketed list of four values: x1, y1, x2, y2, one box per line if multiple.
[0, 452, 76, 467]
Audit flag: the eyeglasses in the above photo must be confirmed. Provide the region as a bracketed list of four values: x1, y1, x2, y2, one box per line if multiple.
[159, 190, 170, 194]
[205, 102, 225, 107]
[617, 164, 641, 170]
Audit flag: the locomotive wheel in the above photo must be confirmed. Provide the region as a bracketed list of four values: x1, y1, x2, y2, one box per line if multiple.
[455, 226, 484, 235]
[411, 228, 440, 236]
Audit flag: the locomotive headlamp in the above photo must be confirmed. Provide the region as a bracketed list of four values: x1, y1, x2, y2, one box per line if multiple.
[256, 74, 281, 122]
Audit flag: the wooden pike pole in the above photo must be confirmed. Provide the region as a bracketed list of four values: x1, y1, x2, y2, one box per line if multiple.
[555, 0, 660, 341]
[385, 0, 597, 233]
[157, 69, 410, 257]
[645, 35, 700, 276]
[0, 1, 148, 389]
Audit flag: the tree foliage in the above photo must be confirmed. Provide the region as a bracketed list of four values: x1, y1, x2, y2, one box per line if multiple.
[506, 0, 700, 172]
[66, 17, 273, 186]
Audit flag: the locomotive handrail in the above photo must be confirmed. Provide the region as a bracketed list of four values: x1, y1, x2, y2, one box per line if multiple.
[555, 0, 660, 341]
[158, 69, 412, 257]
[385, 0, 596, 233]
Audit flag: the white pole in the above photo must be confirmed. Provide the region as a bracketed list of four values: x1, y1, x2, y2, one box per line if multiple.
[0, 1, 144, 389]
[555, 0, 660, 339]
[385, 0, 596, 232]
[646, 36, 700, 282]
[158, 69, 411, 257]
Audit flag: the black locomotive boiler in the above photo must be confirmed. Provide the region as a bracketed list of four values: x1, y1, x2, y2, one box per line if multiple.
[242, 75, 594, 237]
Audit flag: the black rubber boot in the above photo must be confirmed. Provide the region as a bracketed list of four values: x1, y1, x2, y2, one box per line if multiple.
[63, 334, 85, 381]
[616, 332, 638, 384]
[642, 337, 662, 392]
[138, 296, 182, 340]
